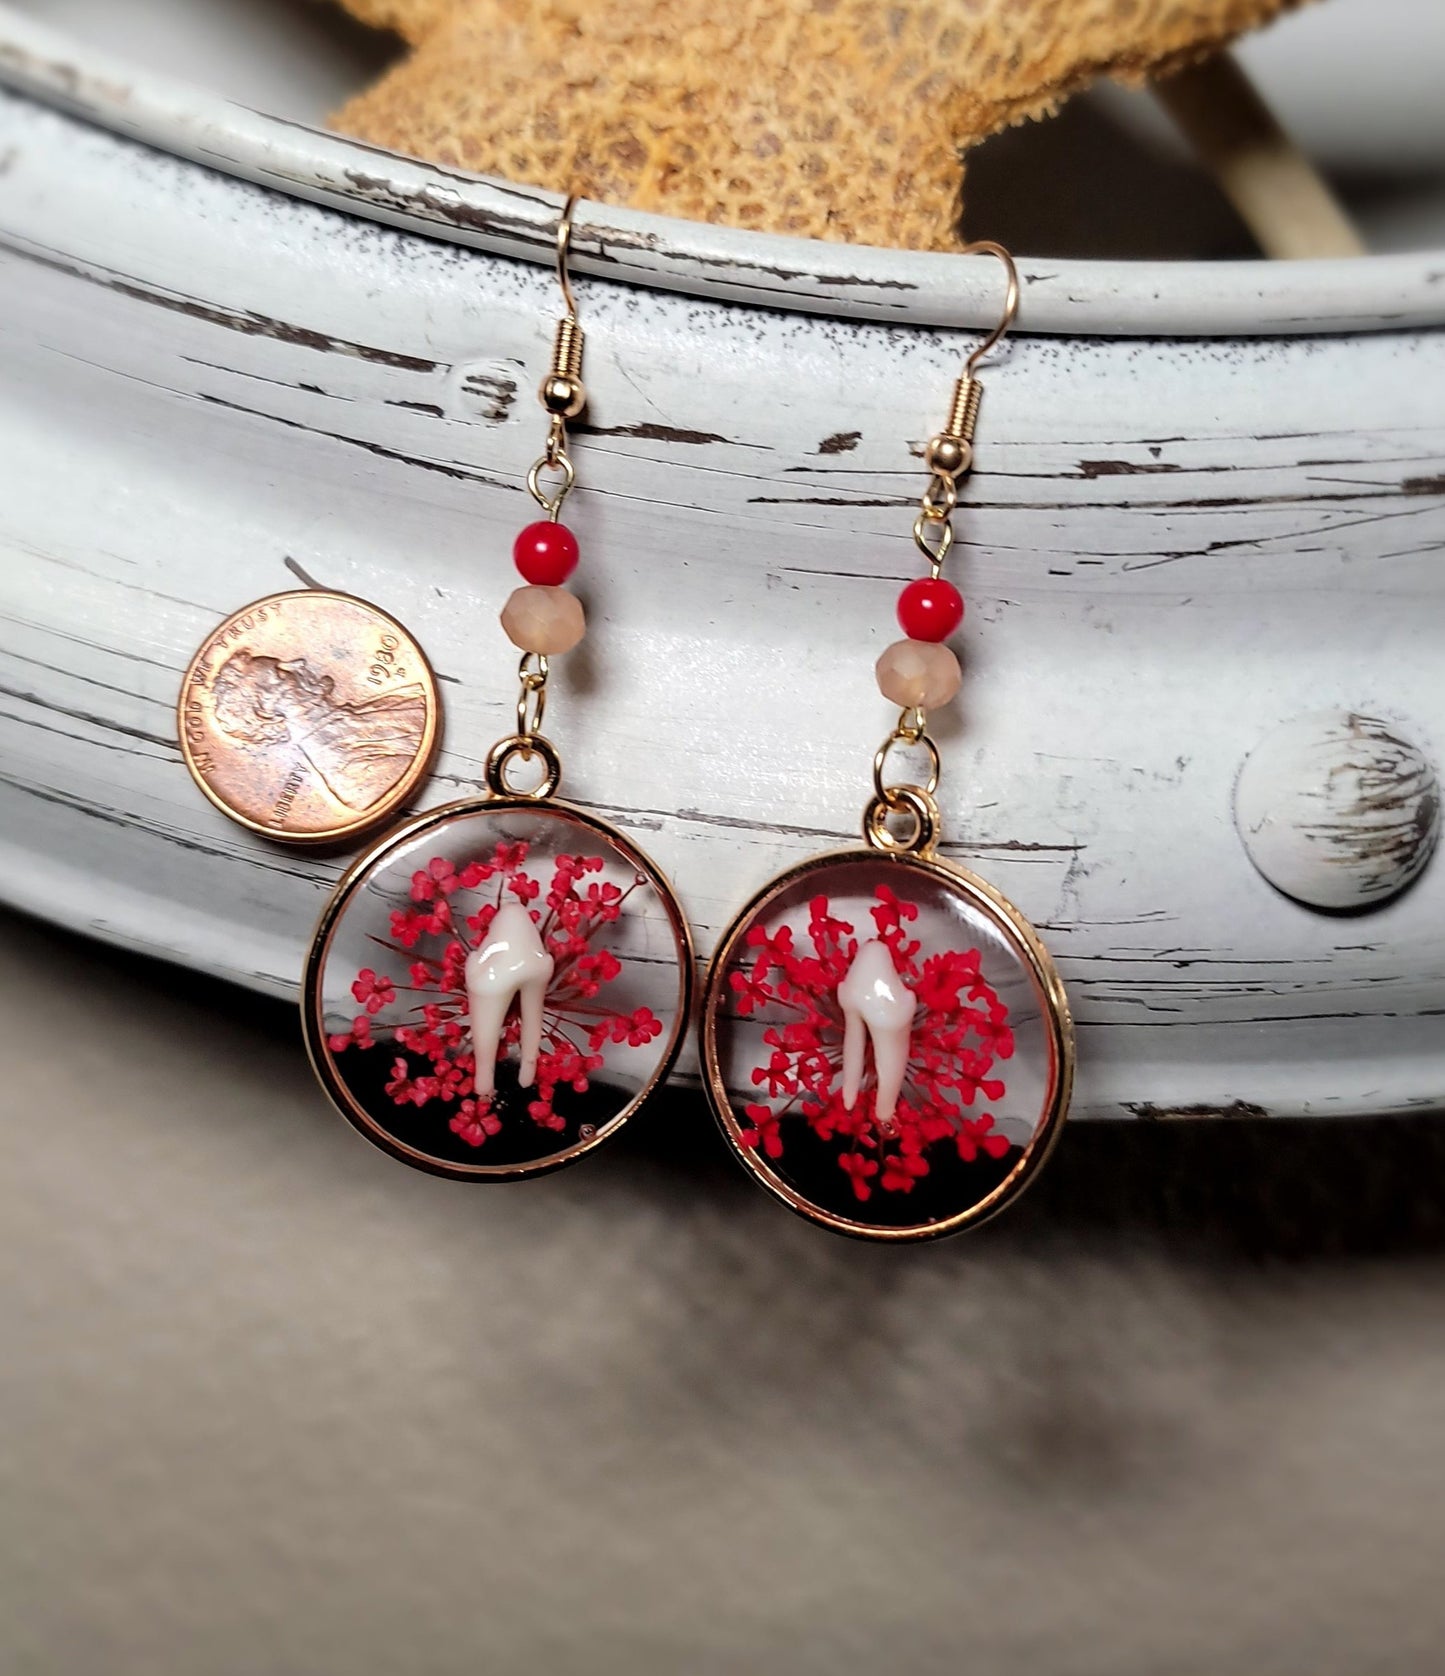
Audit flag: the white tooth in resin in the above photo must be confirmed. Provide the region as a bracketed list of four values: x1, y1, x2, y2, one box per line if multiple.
[464, 903, 555, 1100]
[837, 938, 916, 1130]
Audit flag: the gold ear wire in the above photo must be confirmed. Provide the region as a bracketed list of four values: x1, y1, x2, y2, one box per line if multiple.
[959, 239, 1020, 377]
[554, 192, 580, 321]
[531, 192, 587, 533]
[921, 239, 1019, 487]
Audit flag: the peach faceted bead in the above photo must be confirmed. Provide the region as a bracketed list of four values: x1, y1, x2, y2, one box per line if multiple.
[500, 585, 586, 655]
[876, 638, 961, 709]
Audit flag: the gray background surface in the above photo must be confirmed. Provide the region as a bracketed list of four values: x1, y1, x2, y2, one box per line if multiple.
[4, 906, 1444, 1674]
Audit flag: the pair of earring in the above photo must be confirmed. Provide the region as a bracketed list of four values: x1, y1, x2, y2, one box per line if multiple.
[192, 199, 1073, 1243]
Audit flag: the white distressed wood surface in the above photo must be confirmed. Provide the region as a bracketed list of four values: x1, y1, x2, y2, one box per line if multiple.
[0, 16, 1443, 1122]
[2, 7, 1444, 337]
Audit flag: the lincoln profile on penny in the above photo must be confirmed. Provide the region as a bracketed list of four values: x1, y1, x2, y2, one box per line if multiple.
[209, 649, 428, 812]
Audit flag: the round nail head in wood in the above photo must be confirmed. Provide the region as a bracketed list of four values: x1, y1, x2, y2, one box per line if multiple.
[1234, 710, 1440, 911]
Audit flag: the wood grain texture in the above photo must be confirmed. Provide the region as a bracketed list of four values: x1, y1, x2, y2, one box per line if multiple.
[0, 6, 1443, 336]
[0, 23, 1442, 1122]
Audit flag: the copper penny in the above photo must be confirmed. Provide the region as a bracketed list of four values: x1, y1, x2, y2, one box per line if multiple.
[177, 590, 440, 844]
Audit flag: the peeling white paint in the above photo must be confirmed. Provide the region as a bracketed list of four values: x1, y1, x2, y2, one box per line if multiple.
[0, 22, 1442, 1123]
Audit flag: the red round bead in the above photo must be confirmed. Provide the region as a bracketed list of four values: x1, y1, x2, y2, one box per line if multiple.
[513, 520, 579, 585]
[897, 576, 964, 642]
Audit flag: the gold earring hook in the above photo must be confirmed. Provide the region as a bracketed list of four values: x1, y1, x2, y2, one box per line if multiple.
[555, 193, 580, 320]
[532, 192, 587, 520]
[914, 238, 1019, 499]
[958, 239, 1019, 376]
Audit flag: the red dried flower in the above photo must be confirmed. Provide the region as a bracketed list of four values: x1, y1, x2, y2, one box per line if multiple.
[449, 1100, 502, 1148]
[726, 885, 1014, 1200]
[839, 1151, 880, 1201]
[332, 838, 664, 1146]
[739, 1103, 785, 1159]
[350, 968, 396, 1014]
[956, 1113, 1011, 1163]
[729, 966, 771, 1016]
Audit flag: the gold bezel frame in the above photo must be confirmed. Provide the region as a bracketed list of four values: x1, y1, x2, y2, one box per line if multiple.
[302, 794, 696, 1180]
[700, 846, 1074, 1242]
[177, 589, 441, 846]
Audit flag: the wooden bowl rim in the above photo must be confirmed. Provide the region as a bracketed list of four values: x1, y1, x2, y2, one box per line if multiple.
[1, 6, 1441, 339]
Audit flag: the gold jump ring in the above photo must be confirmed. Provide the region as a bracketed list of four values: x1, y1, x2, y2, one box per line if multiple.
[485, 733, 563, 801]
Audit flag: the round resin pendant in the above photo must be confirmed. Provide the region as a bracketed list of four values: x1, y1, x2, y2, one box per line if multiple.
[701, 849, 1073, 1240]
[303, 797, 693, 1178]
